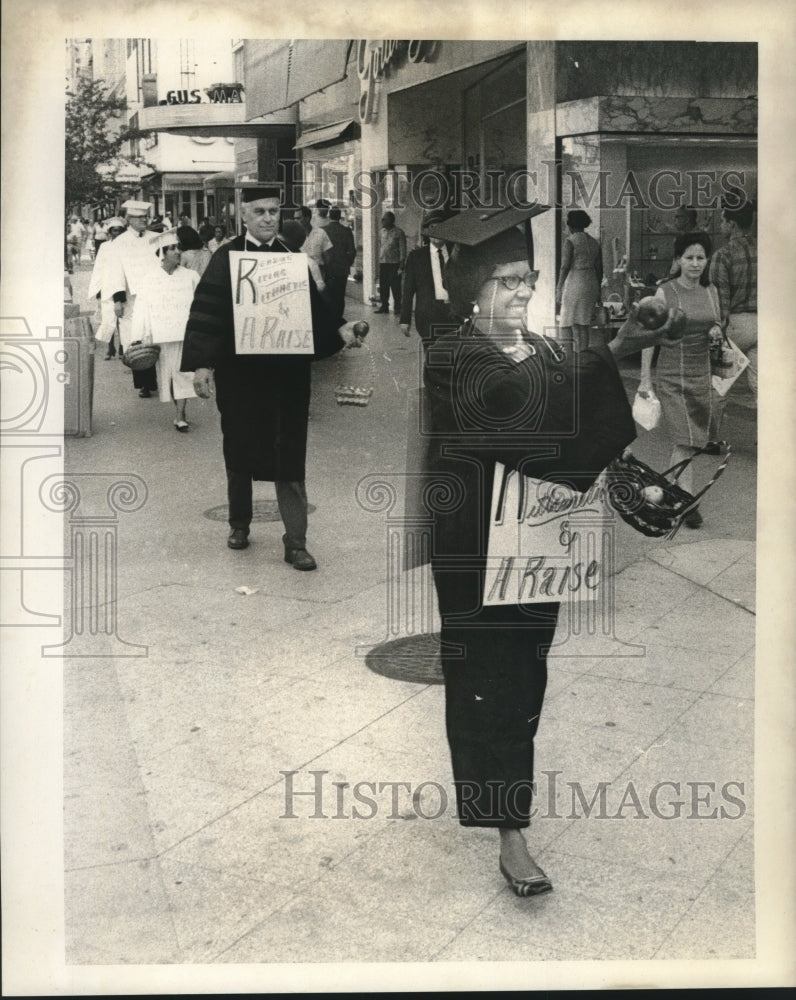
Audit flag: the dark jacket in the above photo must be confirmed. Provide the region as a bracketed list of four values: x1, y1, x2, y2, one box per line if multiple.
[399, 245, 457, 344]
[180, 233, 345, 481]
[422, 326, 636, 564]
[322, 219, 356, 279]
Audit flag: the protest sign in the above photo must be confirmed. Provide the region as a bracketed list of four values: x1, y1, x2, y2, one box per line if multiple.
[229, 251, 314, 354]
[483, 462, 610, 607]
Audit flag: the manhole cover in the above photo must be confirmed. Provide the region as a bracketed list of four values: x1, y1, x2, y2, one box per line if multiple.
[365, 633, 444, 684]
[204, 500, 317, 523]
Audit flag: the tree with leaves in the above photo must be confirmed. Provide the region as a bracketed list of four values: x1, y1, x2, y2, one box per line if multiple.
[65, 78, 144, 215]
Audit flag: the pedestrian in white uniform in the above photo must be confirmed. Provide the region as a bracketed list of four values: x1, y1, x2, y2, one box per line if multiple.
[132, 230, 198, 432]
[87, 217, 127, 359]
[103, 199, 160, 396]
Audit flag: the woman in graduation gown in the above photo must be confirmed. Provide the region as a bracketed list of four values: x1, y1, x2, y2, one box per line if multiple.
[421, 205, 685, 896]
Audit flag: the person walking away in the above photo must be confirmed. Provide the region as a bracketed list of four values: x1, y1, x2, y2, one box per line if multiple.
[375, 211, 406, 314]
[301, 199, 334, 287]
[556, 209, 603, 352]
[322, 206, 357, 316]
[132, 230, 198, 432]
[180, 185, 364, 568]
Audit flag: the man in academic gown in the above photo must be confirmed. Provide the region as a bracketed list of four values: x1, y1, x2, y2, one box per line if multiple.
[180, 185, 363, 570]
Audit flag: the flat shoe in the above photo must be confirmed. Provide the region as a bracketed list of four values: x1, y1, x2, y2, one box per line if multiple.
[138, 388, 152, 398]
[174, 420, 189, 432]
[499, 857, 553, 897]
[227, 529, 249, 550]
[284, 546, 317, 571]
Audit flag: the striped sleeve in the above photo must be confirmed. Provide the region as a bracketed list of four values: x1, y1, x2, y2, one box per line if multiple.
[180, 246, 235, 371]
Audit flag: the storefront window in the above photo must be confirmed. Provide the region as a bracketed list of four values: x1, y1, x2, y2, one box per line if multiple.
[300, 143, 363, 279]
[559, 134, 757, 303]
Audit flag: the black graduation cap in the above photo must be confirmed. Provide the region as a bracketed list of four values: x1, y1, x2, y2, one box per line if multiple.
[424, 203, 550, 269]
[240, 183, 284, 203]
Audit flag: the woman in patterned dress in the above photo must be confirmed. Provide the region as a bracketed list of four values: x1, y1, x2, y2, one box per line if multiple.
[639, 232, 722, 528]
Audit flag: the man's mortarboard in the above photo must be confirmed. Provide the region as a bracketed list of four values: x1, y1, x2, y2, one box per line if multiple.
[424, 203, 550, 268]
[240, 184, 283, 203]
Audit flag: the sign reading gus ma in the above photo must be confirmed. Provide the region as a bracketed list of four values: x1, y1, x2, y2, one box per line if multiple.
[230, 252, 314, 355]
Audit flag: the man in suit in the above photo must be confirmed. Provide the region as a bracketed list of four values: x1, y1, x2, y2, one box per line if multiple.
[322, 205, 357, 315]
[399, 210, 457, 349]
[181, 185, 363, 568]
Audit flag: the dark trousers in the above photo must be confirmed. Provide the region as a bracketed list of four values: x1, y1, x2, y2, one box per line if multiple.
[324, 272, 349, 316]
[132, 366, 157, 391]
[379, 263, 402, 311]
[434, 567, 559, 828]
[226, 469, 308, 549]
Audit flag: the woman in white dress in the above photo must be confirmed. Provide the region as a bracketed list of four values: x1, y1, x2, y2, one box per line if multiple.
[132, 230, 199, 432]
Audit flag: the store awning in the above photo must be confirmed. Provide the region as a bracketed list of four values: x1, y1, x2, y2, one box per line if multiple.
[159, 172, 213, 191]
[244, 39, 352, 119]
[294, 118, 355, 150]
[203, 171, 236, 188]
[134, 103, 297, 138]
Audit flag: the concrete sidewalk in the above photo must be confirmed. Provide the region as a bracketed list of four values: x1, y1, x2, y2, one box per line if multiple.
[63, 263, 755, 965]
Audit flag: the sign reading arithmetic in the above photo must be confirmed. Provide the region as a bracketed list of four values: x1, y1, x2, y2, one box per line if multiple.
[483, 462, 610, 607]
[229, 251, 314, 354]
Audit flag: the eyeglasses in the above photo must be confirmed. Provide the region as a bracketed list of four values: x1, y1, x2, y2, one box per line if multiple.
[490, 271, 539, 291]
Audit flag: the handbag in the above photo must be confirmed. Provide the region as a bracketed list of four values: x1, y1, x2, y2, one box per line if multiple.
[631, 390, 661, 431]
[606, 445, 731, 540]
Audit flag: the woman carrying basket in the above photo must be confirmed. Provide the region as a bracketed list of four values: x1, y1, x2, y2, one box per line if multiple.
[421, 205, 685, 897]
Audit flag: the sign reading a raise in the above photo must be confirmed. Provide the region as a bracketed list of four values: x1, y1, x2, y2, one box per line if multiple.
[229, 251, 314, 354]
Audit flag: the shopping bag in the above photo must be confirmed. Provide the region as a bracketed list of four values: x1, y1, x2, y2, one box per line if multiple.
[711, 337, 749, 396]
[631, 390, 661, 431]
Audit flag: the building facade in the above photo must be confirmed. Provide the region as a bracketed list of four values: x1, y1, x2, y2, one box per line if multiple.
[240, 39, 757, 323]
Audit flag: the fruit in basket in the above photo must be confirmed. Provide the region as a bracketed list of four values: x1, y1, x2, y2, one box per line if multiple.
[636, 296, 669, 330]
[642, 485, 665, 505]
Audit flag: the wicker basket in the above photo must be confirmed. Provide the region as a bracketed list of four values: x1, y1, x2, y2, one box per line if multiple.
[606, 445, 731, 540]
[122, 341, 161, 371]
